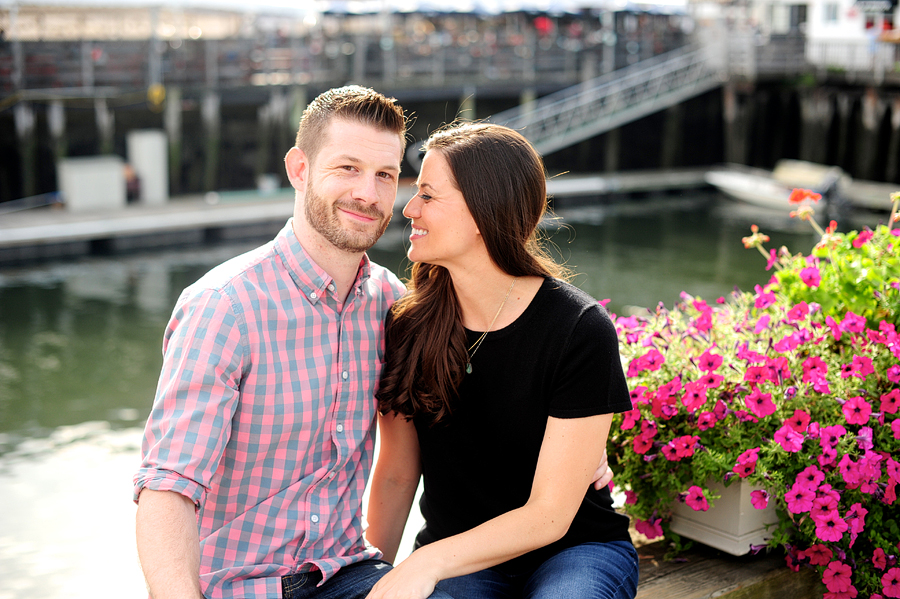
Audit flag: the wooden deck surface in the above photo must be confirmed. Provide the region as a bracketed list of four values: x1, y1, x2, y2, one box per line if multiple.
[636, 539, 823, 599]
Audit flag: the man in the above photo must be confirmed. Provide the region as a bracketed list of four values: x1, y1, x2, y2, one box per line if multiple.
[134, 85, 438, 599]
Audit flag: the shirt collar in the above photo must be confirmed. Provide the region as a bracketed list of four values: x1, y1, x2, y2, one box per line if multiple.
[275, 219, 373, 304]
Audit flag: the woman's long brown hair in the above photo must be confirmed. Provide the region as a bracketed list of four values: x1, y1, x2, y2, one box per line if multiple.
[377, 123, 569, 425]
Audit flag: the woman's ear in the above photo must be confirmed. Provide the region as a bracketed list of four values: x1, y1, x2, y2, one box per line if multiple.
[285, 147, 309, 191]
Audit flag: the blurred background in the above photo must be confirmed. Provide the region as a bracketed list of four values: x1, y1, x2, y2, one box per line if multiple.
[1, 0, 900, 596]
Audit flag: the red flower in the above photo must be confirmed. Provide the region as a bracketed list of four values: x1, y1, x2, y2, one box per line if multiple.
[790, 188, 822, 204]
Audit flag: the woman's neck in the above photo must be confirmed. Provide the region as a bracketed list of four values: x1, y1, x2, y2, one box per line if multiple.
[449, 266, 544, 332]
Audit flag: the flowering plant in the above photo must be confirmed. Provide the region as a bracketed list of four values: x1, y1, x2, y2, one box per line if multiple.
[608, 191, 900, 598]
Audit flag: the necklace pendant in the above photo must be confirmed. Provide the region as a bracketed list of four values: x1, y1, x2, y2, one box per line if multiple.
[466, 362, 472, 374]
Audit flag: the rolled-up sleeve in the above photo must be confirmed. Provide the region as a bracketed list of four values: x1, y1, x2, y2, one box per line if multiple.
[134, 287, 246, 507]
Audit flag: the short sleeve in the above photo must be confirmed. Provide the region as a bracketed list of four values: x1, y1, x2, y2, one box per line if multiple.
[548, 305, 632, 419]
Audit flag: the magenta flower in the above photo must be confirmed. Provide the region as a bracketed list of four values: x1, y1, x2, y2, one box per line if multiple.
[685, 485, 709, 511]
[787, 409, 811, 433]
[823, 560, 854, 593]
[681, 382, 707, 413]
[787, 301, 810, 322]
[882, 389, 900, 415]
[842, 311, 867, 333]
[826, 315, 844, 340]
[801, 544, 834, 566]
[874, 548, 888, 571]
[812, 496, 839, 520]
[629, 385, 648, 406]
[697, 411, 718, 431]
[734, 447, 760, 478]
[888, 364, 900, 384]
[801, 266, 822, 287]
[745, 387, 777, 418]
[847, 503, 868, 547]
[620, 408, 641, 430]
[853, 229, 874, 248]
[698, 348, 723, 372]
[751, 489, 769, 510]
[635, 517, 664, 540]
[857, 426, 874, 451]
[823, 587, 858, 599]
[849, 355, 875, 380]
[698, 372, 724, 389]
[803, 356, 828, 382]
[843, 396, 873, 425]
[815, 510, 849, 543]
[796, 465, 826, 489]
[754, 313, 771, 334]
[765, 247, 779, 270]
[820, 424, 848, 449]
[753, 284, 776, 309]
[775, 424, 805, 452]
[786, 483, 816, 513]
[633, 435, 653, 454]
[882, 567, 900, 598]
[893, 419, 900, 440]
[773, 333, 802, 352]
[839, 454, 862, 487]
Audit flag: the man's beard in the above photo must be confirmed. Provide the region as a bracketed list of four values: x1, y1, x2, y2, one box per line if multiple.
[304, 181, 392, 253]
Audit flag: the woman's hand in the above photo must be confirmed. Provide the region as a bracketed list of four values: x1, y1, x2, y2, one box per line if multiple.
[366, 551, 440, 599]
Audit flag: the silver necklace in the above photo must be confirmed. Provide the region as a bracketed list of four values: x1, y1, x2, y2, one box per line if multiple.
[465, 277, 517, 374]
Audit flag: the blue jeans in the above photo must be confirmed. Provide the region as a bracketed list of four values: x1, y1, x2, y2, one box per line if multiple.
[434, 541, 639, 599]
[280, 559, 455, 599]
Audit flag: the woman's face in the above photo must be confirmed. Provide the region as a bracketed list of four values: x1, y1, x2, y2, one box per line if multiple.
[403, 150, 484, 269]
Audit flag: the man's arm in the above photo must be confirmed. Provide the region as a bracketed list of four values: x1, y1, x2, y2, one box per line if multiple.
[136, 489, 204, 599]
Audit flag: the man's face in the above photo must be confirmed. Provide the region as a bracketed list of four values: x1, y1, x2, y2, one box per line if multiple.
[302, 119, 403, 253]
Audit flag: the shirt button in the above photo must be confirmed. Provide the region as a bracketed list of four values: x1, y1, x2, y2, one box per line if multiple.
[311, 515, 319, 523]
[342, 371, 349, 380]
[310, 292, 318, 300]
[336, 424, 344, 433]
[327, 284, 335, 292]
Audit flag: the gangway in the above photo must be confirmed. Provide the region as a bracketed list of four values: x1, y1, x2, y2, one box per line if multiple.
[489, 43, 727, 156]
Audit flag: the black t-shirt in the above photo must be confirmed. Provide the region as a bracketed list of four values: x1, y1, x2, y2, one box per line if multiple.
[413, 277, 634, 575]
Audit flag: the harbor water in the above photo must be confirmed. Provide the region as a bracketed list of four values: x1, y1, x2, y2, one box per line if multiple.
[0, 191, 886, 599]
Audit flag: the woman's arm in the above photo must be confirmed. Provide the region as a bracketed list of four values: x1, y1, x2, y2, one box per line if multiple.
[366, 412, 613, 599]
[366, 411, 423, 564]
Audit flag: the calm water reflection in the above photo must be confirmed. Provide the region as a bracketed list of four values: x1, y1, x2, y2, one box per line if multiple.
[0, 193, 832, 598]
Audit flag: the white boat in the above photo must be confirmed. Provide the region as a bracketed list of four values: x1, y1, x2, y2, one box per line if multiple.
[705, 160, 848, 210]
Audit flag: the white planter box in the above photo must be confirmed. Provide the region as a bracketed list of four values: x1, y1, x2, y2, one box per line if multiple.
[670, 480, 778, 556]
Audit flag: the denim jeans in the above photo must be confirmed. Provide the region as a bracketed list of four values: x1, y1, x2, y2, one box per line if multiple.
[434, 541, 639, 599]
[280, 559, 455, 599]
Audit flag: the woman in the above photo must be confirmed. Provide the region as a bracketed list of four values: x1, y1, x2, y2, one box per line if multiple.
[366, 123, 638, 599]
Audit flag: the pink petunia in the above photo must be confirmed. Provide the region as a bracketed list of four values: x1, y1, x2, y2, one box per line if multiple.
[815, 510, 849, 543]
[853, 229, 874, 248]
[888, 365, 900, 384]
[786, 483, 816, 513]
[681, 382, 707, 413]
[787, 301, 810, 322]
[882, 389, 900, 415]
[826, 315, 843, 340]
[698, 372, 724, 389]
[803, 356, 828, 383]
[734, 447, 760, 478]
[847, 503, 868, 548]
[620, 409, 641, 430]
[751, 489, 769, 510]
[823, 561, 854, 593]
[882, 567, 900, 598]
[801, 544, 833, 566]
[842, 311, 867, 333]
[754, 313, 771, 334]
[698, 349, 723, 372]
[765, 248, 779, 270]
[745, 387, 777, 418]
[685, 485, 709, 511]
[753, 284, 776, 309]
[850, 355, 875, 380]
[796, 465, 826, 489]
[801, 266, 822, 287]
[773, 333, 802, 353]
[775, 424, 804, 452]
[635, 517, 664, 540]
[787, 409, 811, 433]
[874, 548, 888, 570]
[820, 424, 848, 449]
[697, 411, 718, 431]
[893, 419, 900, 440]
[843, 396, 873, 425]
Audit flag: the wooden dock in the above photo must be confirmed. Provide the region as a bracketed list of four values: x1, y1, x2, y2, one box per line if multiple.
[0, 170, 709, 265]
[636, 539, 823, 599]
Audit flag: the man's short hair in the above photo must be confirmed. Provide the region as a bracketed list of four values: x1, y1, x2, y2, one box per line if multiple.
[295, 85, 407, 165]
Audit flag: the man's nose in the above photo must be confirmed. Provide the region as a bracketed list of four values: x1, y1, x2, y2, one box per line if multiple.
[351, 174, 379, 203]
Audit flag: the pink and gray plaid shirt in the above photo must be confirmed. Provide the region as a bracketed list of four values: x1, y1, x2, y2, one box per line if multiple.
[134, 219, 406, 599]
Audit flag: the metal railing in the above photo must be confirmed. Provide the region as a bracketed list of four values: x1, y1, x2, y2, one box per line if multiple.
[489, 43, 726, 155]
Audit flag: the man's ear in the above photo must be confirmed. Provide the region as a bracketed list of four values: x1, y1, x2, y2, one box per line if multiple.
[285, 147, 309, 190]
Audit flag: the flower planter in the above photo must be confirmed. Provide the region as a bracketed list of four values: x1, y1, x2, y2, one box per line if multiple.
[669, 480, 778, 556]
